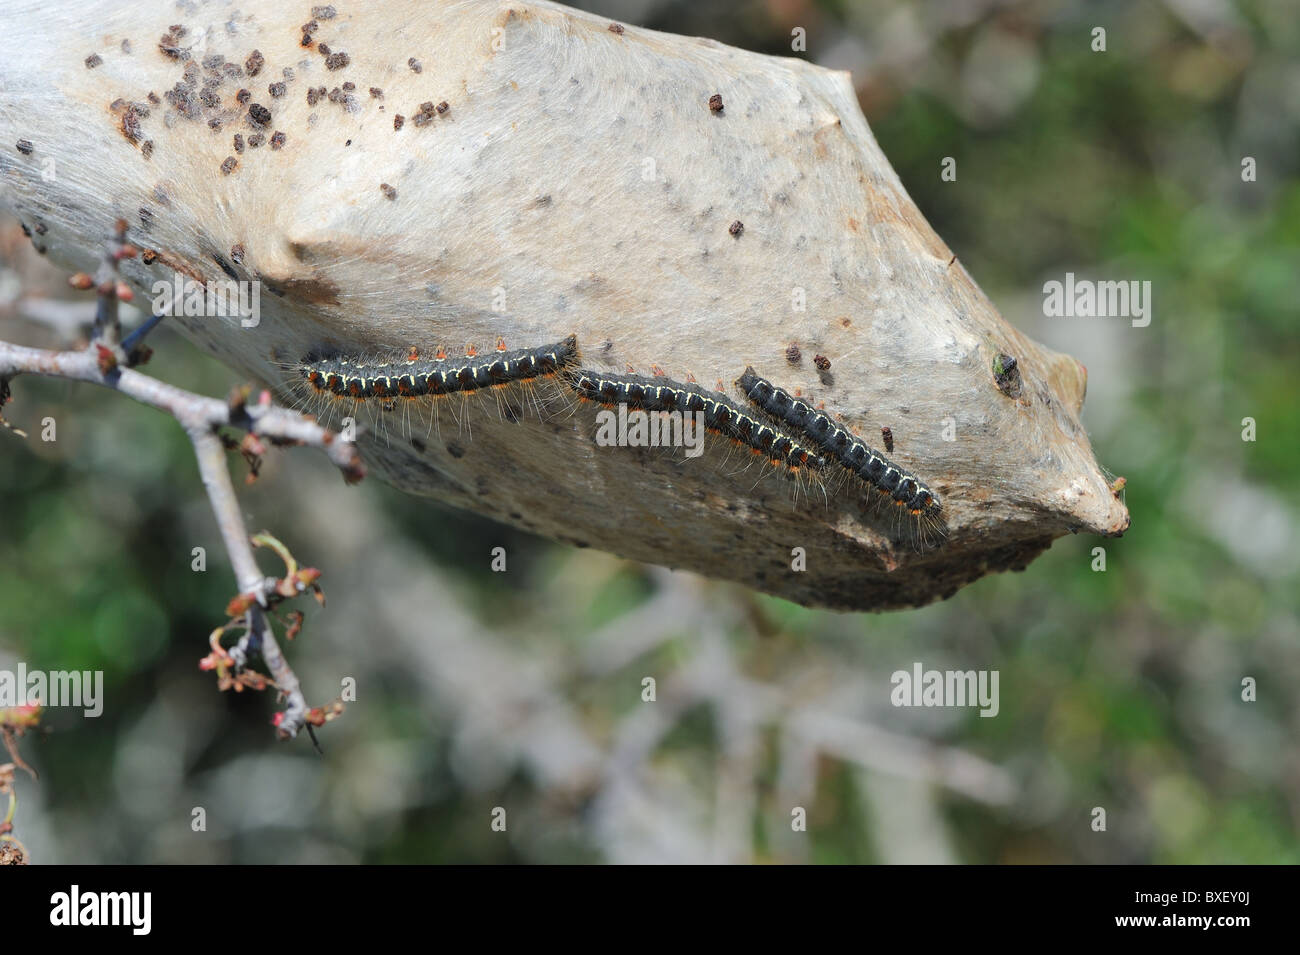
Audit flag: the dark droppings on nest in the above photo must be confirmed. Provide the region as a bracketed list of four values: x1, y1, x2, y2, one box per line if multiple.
[158, 32, 186, 61]
[993, 353, 1023, 398]
[120, 107, 144, 144]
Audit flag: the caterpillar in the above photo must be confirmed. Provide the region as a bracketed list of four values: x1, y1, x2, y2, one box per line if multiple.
[567, 369, 822, 475]
[300, 334, 580, 400]
[735, 367, 942, 518]
[294, 333, 940, 537]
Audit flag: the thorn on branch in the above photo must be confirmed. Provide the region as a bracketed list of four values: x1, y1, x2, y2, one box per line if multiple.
[120, 311, 168, 356]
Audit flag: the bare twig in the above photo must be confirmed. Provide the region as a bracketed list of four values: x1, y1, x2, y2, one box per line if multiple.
[190, 429, 312, 739]
[0, 224, 364, 740]
[0, 342, 364, 479]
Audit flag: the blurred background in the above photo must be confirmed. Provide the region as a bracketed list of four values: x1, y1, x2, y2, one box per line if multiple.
[1, 0, 1296, 863]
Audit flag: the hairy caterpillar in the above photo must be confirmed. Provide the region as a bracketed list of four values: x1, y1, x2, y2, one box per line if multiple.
[735, 367, 942, 519]
[288, 334, 580, 442]
[300, 334, 580, 400]
[567, 369, 822, 476]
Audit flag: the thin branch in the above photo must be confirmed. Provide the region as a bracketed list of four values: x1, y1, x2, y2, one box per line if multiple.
[189, 429, 311, 738]
[0, 224, 364, 740]
[0, 341, 364, 479]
